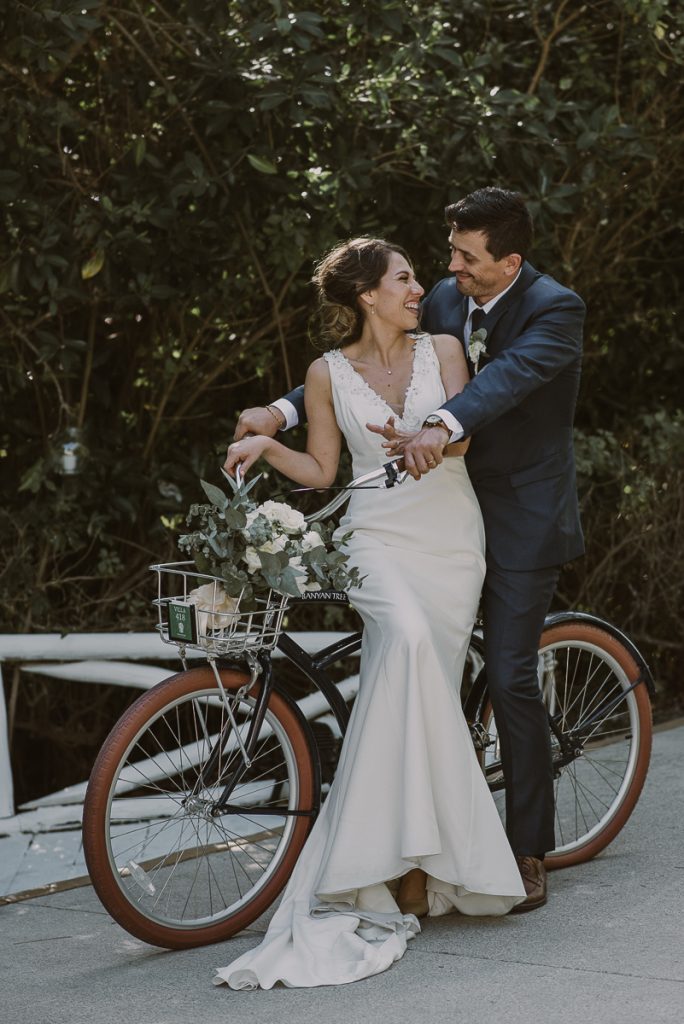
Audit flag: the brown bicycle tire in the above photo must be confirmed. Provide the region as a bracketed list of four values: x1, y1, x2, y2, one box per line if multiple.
[478, 623, 652, 870]
[83, 665, 317, 948]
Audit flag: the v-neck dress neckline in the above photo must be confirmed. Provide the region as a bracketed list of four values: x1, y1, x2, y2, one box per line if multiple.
[333, 332, 429, 425]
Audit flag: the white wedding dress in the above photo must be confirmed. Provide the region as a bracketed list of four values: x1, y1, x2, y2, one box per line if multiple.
[214, 333, 525, 990]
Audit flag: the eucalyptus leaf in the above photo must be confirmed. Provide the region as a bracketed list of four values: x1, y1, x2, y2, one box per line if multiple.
[276, 566, 304, 597]
[258, 549, 289, 573]
[200, 480, 229, 509]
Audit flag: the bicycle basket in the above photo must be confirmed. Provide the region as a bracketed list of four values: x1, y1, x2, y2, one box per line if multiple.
[151, 561, 289, 656]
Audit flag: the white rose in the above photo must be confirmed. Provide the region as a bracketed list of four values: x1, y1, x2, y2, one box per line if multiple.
[242, 546, 261, 574]
[257, 500, 306, 534]
[302, 530, 325, 551]
[256, 500, 286, 522]
[304, 581, 322, 592]
[187, 582, 239, 634]
[241, 508, 265, 543]
[258, 535, 287, 555]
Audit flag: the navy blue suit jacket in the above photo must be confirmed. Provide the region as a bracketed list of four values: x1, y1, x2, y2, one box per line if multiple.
[282, 261, 585, 571]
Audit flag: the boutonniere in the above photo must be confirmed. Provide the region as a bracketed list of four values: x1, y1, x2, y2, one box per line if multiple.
[468, 328, 488, 374]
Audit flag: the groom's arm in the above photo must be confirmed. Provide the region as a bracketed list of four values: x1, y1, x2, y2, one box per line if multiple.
[234, 384, 306, 440]
[437, 292, 585, 439]
[270, 385, 306, 429]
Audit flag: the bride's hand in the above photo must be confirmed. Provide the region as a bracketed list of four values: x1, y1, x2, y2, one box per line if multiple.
[224, 435, 272, 478]
[366, 416, 417, 455]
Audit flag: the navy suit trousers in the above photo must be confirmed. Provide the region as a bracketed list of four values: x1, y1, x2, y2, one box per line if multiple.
[481, 560, 559, 857]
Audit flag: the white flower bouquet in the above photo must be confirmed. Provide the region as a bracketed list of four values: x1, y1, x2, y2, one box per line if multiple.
[178, 474, 363, 607]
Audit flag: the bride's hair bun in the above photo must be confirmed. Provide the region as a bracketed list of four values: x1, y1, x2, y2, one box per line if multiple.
[311, 237, 409, 348]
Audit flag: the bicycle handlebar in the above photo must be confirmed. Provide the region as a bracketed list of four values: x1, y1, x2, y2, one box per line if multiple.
[231, 459, 408, 523]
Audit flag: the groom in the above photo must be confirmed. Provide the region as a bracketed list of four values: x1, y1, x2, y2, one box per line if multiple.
[234, 188, 586, 911]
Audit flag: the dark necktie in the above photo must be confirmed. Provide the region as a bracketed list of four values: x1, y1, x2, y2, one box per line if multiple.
[470, 307, 485, 334]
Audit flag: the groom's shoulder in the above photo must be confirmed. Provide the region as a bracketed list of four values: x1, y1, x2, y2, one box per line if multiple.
[524, 264, 585, 313]
[424, 275, 460, 303]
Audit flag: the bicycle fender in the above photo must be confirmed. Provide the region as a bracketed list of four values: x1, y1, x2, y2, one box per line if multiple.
[543, 611, 657, 697]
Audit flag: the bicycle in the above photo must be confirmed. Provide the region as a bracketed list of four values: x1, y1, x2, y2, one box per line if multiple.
[82, 461, 655, 949]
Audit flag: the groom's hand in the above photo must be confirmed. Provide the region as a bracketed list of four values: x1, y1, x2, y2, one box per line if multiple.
[367, 417, 447, 479]
[234, 405, 285, 441]
[398, 428, 448, 479]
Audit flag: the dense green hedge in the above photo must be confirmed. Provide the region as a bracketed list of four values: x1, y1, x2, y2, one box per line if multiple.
[1, 0, 683, 767]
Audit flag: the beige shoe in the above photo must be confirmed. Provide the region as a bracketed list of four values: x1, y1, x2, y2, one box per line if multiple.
[397, 868, 429, 918]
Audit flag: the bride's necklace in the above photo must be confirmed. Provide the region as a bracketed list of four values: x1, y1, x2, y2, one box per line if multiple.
[354, 358, 397, 375]
[352, 342, 415, 377]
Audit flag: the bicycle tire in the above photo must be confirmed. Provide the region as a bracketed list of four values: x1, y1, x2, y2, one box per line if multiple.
[83, 665, 318, 949]
[476, 622, 652, 869]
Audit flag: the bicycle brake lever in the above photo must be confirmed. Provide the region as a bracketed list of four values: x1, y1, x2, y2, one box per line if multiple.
[383, 459, 409, 487]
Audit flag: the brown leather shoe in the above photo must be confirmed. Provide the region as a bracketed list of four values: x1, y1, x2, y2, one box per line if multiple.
[510, 856, 547, 913]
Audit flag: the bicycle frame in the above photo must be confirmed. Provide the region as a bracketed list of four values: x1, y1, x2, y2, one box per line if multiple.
[192, 597, 656, 818]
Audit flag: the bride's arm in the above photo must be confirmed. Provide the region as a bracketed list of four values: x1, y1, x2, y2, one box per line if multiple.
[432, 334, 470, 456]
[224, 358, 341, 486]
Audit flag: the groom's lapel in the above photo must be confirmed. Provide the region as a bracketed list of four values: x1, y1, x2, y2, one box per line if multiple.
[453, 292, 469, 358]
[480, 262, 541, 344]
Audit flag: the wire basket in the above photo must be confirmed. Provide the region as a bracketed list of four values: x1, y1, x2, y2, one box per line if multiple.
[151, 561, 289, 656]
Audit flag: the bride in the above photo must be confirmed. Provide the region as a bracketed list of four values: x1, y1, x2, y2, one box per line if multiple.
[218, 237, 525, 990]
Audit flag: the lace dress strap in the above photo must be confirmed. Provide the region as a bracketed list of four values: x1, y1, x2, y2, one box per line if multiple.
[323, 334, 442, 431]
[402, 333, 442, 421]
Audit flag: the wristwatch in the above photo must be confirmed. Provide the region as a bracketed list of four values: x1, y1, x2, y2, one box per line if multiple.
[422, 415, 450, 438]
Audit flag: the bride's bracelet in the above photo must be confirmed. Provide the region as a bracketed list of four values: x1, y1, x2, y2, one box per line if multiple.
[266, 405, 286, 429]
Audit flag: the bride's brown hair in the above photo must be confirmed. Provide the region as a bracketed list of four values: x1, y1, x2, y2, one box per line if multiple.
[311, 237, 410, 349]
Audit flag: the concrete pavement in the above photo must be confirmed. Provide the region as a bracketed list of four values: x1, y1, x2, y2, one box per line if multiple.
[2, 723, 683, 1024]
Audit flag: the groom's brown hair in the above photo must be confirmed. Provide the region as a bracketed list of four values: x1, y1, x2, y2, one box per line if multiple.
[445, 188, 533, 261]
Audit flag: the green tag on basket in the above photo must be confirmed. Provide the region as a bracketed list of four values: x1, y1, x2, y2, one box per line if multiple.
[168, 601, 198, 644]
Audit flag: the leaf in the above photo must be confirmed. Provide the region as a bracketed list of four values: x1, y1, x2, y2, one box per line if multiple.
[220, 565, 247, 597]
[0, 263, 14, 295]
[81, 249, 105, 280]
[258, 549, 289, 573]
[18, 458, 47, 494]
[133, 137, 146, 166]
[224, 505, 247, 529]
[185, 151, 204, 177]
[275, 566, 303, 597]
[247, 154, 278, 175]
[238, 472, 262, 498]
[259, 93, 288, 111]
[220, 467, 239, 493]
[207, 534, 230, 557]
[200, 479, 228, 509]
[576, 130, 598, 151]
[303, 545, 327, 566]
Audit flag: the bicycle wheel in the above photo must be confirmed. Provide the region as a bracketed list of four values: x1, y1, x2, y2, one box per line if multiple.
[83, 665, 319, 948]
[476, 623, 652, 869]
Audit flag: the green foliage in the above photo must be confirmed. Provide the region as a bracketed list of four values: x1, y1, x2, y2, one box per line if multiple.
[178, 482, 363, 601]
[0, 0, 682, 708]
[561, 410, 684, 705]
